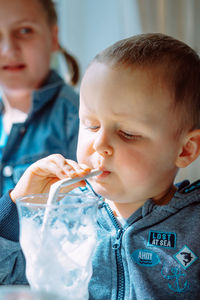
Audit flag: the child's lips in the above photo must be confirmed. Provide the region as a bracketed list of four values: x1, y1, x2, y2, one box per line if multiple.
[3, 64, 26, 71]
[96, 168, 111, 179]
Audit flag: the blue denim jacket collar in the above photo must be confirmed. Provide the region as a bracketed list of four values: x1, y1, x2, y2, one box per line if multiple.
[0, 70, 65, 118]
[29, 70, 65, 119]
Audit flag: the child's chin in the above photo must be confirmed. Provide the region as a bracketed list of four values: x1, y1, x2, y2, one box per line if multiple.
[92, 184, 113, 199]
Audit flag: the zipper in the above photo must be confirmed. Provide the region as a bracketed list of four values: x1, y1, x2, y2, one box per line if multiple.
[103, 202, 125, 300]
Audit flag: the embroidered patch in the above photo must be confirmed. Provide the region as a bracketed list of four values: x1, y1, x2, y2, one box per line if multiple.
[148, 230, 176, 248]
[131, 249, 160, 267]
[161, 266, 190, 293]
[174, 245, 198, 269]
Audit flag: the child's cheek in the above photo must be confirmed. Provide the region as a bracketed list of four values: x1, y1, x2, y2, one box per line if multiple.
[77, 140, 91, 165]
[116, 149, 155, 183]
[77, 129, 96, 164]
[77, 144, 85, 164]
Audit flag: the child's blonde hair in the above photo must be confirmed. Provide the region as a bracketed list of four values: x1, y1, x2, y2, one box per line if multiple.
[38, 0, 79, 86]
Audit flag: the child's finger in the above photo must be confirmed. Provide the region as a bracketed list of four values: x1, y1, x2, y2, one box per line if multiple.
[29, 155, 91, 180]
[28, 154, 70, 178]
[63, 159, 91, 177]
[59, 180, 86, 193]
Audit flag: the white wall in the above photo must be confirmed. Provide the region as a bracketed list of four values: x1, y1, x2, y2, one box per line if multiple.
[57, 0, 141, 80]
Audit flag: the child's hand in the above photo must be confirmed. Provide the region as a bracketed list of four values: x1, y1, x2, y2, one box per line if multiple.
[10, 154, 91, 203]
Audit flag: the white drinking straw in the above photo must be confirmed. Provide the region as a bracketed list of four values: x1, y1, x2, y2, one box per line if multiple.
[41, 169, 102, 233]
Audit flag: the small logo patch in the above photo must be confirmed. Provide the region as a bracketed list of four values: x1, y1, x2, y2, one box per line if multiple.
[148, 230, 176, 248]
[131, 249, 160, 267]
[161, 266, 189, 293]
[174, 245, 198, 269]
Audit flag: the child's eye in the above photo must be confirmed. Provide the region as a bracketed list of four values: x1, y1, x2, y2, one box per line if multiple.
[85, 125, 100, 131]
[80, 119, 100, 131]
[18, 27, 33, 35]
[119, 130, 141, 140]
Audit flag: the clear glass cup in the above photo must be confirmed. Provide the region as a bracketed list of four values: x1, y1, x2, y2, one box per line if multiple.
[16, 192, 99, 300]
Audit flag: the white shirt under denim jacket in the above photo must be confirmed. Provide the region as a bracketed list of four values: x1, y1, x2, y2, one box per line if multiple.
[0, 179, 200, 299]
[0, 70, 79, 196]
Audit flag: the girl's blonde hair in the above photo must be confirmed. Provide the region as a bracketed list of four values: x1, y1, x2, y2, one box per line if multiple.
[38, 0, 79, 86]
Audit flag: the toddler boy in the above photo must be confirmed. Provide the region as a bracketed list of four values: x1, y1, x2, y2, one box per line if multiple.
[1, 33, 200, 299]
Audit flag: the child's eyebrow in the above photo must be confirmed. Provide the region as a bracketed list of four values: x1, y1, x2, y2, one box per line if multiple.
[108, 110, 143, 121]
[12, 19, 40, 26]
[112, 111, 135, 118]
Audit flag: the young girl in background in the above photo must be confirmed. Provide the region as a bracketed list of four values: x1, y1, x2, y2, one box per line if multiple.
[0, 0, 80, 196]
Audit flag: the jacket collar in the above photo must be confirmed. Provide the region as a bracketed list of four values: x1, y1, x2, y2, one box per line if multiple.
[0, 70, 65, 117]
[30, 70, 64, 115]
[98, 180, 200, 230]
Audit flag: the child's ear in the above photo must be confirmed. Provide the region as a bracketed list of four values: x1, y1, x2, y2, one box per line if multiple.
[176, 129, 200, 168]
[51, 24, 59, 52]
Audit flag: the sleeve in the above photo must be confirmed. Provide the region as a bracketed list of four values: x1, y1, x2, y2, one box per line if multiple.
[0, 191, 19, 241]
[0, 192, 28, 285]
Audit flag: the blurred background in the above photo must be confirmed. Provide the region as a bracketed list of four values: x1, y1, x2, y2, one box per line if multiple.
[55, 0, 200, 183]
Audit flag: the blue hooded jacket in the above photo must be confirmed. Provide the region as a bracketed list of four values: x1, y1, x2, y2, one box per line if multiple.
[0, 180, 200, 299]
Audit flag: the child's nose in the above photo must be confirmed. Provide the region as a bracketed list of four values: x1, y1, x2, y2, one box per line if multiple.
[93, 130, 113, 157]
[0, 35, 18, 56]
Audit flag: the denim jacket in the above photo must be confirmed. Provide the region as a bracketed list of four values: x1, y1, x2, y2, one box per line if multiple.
[0, 181, 200, 299]
[0, 70, 79, 196]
